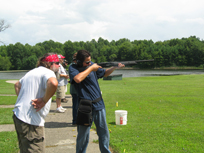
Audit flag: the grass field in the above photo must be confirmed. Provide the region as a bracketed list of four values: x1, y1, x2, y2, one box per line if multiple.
[0, 108, 15, 124]
[0, 131, 18, 153]
[0, 96, 17, 105]
[0, 80, 16, 95]
[0, 75, 204, 153]
[99, 74, 204, 153]
[0, 80, 19, 153]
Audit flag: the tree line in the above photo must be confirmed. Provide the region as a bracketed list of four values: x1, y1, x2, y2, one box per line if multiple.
[0, 36, 204, 70]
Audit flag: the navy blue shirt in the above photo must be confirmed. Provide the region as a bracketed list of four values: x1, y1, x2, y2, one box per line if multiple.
[69, 62, 106, 111]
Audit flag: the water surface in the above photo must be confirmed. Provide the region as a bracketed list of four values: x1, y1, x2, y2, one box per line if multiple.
[0, 69, 204, 80]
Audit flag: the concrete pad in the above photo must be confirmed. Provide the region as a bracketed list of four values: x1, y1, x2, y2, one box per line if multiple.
[0, 124, 15, 132]
[45, 96, 101, 153]
[0, 105, 15, 108]
[6, 80, 18, 84]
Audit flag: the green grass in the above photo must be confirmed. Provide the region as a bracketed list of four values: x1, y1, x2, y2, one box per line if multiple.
[0, 80, 16, 95]
[0, 96, 17, 105]
[0, 131, 19, 153]
[1, 75, 204, 152]
[0, 108, 14, 124]
[0, 80, 18, 152]
[99, 74, 204, 153]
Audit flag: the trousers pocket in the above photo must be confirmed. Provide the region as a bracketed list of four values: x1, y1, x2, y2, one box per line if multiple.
[26, 125, 44, 141]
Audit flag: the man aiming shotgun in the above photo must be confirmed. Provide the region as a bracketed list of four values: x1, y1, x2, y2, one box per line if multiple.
[77, 59, 154, 72]
[69, 50, 125, 153]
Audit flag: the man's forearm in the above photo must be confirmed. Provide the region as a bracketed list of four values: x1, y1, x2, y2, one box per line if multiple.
[60, 74, 68, 77]
[104, 63, 125, 77]
[74, 66, 93, 83]
[14, 81, 21, 96]
[104, 66, 117, 77]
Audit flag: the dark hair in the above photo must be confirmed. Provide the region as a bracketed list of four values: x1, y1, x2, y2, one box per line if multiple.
[73, 52, 77, 60]
[36, 53, 56, 68]
[76, 50, 91, 63]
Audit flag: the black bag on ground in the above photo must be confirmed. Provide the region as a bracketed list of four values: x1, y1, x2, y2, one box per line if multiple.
[76, 99, 92, 126]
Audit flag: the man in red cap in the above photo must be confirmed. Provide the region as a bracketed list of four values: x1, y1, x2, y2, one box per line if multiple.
[55, 54, 69, 112]
[13, 53, 60, 153]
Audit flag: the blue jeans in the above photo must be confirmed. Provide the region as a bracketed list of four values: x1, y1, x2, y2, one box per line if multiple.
[72, 94, 79, 124]
[76, 108, 111, 153]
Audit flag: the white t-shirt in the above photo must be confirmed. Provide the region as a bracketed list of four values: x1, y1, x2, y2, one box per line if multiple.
[57, 63, 68, 86]
[13, 66, 56, 126]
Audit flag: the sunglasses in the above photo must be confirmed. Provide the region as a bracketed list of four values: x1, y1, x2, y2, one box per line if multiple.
[51, 62, 60, 65]
[84, 61, 91, 64]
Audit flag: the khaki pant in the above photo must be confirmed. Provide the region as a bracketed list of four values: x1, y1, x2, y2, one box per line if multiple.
[13, 114, 45, 153]
[56, 85, 65, 99]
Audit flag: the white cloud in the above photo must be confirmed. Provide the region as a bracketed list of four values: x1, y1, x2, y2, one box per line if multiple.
[185, 18, 204, 25]
[156, 16, 177, 23]
[1, 0, 204, 45]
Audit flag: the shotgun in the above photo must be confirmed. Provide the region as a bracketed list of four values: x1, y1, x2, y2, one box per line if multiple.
[77, 59, 154, 72]
[98, 59, 154, 68]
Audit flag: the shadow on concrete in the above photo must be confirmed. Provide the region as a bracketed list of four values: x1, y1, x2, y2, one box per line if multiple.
[45, 122, 75, 128]
[63, 106, 72, 109]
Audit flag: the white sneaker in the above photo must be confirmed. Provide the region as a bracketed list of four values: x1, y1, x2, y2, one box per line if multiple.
[60, 106, 67, 111]
[56, 107, 65, 113]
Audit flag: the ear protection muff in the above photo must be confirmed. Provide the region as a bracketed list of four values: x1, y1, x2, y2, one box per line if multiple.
[77, 60, 83, 67]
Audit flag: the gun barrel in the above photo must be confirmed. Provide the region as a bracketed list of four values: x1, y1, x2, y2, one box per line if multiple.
[135, 59, 154, 62]
[98, 59, 154, 68]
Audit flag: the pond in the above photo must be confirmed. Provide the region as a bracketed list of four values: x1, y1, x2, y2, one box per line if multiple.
[0, 71, 29, 80]
[111, 69, 204, 78]
[0, 69, 204, 80]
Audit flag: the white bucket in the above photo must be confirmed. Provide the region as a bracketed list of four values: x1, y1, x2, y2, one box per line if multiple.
[115, 110, 128, 125]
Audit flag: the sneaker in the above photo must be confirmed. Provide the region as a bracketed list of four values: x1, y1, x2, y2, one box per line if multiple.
[56, 107, 65, 113]
[60, 106, 67, 111]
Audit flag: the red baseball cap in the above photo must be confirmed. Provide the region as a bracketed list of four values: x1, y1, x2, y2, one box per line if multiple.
[42, 54, 59, 62]
[58, 55, 65, 59]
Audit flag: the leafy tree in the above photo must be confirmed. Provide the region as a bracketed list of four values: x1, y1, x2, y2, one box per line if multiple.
[31, 45, 44, 58]
[0, 55, 12, 70]
[116, 38, 130, 46]
[0, 45, 8, 57]
[22, 55, 38, 70]
[6, 44, 15, 69]
[1, 35, 204, 70]
[109, 54, 117, 61]
[118, 41, 133, 61]
[106, 46, 118, 61]
[84, 41, 98, 62]
[132, 45, 140, 60]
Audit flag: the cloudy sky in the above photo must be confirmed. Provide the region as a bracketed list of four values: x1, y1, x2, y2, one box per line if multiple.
[1, 0, 204, 46]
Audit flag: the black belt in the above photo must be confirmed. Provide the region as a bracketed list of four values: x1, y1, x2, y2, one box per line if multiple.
[92, 96, 102, 103]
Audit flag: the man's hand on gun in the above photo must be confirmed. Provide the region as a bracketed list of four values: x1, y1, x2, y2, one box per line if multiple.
[91, 63, 102, 71]
[117, 63, 125, 69]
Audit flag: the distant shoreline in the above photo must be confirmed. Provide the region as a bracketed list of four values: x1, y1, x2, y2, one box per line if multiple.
[0, 67, 203, 72]
[0, 70, 29, 73]
[120, 66, 204, 70]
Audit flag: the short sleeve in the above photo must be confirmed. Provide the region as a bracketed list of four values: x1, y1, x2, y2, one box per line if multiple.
[42, 70, 56, 89]
[59, 64, 66, 75]
[96, 68, 106, 79]
[68, 64, 79, 84]
[19, 76, 25, 84]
